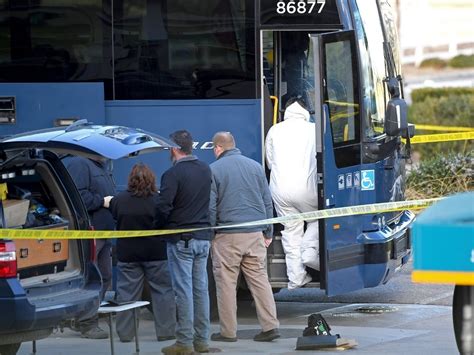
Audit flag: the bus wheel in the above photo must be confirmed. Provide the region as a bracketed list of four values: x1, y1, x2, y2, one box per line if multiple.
[0, 342, 21, 355]
[453, 285, 473, 354]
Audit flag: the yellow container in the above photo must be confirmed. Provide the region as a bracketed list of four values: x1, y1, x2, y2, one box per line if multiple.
[0, 183, 7, 200]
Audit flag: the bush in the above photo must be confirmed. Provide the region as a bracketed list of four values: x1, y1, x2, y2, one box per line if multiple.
[409, 94, 474, 127]
[419, 58, 447, 69]
[449, 54, 474, 68]
[408, 88, 474, 158]
[411, 87, 474, 103]
[406, 151, 474, 199]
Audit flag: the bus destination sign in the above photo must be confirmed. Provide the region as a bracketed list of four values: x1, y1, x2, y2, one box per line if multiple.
[260, 0, 341, 28]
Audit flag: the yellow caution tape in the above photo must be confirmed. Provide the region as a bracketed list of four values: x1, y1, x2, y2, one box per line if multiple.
[415, 124, 474, 132]
[409, 131, 474, 144]
[1, 198, 440, 240]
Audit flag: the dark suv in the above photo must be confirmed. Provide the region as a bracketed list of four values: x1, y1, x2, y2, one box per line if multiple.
[0, 122, 174, 355]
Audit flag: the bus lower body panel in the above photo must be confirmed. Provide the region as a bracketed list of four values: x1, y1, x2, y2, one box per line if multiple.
[326, 210, 414, 295]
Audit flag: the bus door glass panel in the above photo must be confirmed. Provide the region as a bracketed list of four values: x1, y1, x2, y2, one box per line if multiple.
[325, 41, 358, 147]
[323, 33, 360, 168]
[312, 31, 363, 295]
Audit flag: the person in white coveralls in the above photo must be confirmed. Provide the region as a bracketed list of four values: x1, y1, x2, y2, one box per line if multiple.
[265, 98, 319, 290]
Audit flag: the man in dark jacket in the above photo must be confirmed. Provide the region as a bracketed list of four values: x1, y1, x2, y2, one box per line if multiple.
[209, 132, 280, 343]
[155, 130, 212, 355]
[63, 155, 115, 339]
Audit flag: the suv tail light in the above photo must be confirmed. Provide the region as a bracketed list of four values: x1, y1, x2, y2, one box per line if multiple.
[0, 241, 17, 278]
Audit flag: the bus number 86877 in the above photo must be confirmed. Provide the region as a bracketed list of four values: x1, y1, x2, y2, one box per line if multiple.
[276, 0, 326, 14]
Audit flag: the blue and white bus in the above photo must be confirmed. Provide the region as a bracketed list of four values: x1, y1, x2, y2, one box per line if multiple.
[0, 0, 414, 296]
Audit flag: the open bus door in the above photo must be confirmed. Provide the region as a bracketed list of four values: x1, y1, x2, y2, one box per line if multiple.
[311, 30, 366, 296]
[263, 28, 412, 295]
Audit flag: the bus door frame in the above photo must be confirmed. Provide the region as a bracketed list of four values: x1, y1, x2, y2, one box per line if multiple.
[312, 33, 326, 290]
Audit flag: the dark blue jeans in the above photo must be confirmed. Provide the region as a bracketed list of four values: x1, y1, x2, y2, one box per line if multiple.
[167, 239, 211, 347]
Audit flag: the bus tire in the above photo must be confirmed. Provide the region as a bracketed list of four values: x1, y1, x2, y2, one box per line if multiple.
[453, 285, 473, 355]
[0, 342, 21, 355]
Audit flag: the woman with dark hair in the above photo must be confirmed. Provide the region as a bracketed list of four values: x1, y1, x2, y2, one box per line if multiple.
[108, 163, 176, 343]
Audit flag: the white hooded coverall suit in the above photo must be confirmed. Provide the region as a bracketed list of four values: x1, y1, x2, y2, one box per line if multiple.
[265, 102, 319, 289]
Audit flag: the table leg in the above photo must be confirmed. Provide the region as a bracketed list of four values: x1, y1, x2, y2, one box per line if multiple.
[108, 313, 115, 355]
[133, 309, 139, 354]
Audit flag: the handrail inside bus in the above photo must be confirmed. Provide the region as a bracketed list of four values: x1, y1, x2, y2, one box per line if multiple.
[270, 96, 279, 125]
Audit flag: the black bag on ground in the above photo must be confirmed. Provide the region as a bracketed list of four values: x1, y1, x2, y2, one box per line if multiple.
[302, 313, 332, 336]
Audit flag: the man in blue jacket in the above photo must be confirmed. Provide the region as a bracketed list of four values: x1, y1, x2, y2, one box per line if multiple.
[209, 132, 280, 343]
[155, 130, 212, 355]
[63, 155, 115, 339]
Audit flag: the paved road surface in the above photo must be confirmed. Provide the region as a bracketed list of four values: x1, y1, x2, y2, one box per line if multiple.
[274, 260, 454, 306]
[17, 260, 458, 354]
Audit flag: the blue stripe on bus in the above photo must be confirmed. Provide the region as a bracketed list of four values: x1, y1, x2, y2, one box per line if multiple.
[104, 99, 262, 189]
[0, 82, 105, 136]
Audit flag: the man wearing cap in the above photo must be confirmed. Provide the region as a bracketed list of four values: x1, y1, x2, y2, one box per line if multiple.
[155, 130, 212, 355]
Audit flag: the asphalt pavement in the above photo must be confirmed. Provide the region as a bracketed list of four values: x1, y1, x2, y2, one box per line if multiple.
[17, 261, 458, 355]
[16, 302, 457, 355]
[274, 260, 454, 306]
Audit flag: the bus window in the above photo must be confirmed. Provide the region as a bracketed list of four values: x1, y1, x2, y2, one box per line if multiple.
[353, 0, 387, 138]
[379, 0, 401, 75]
[280, 31, 317, 115]
[113, 0, 256, 100]
[0, 1, 113, 96]
[262, 31, 274, 95]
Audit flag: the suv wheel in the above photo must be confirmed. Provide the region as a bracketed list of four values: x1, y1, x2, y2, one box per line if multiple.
[453, 285, 473, 355]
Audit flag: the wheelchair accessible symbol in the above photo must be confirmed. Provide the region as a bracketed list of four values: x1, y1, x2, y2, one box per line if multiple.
[361, 170, 375, 191]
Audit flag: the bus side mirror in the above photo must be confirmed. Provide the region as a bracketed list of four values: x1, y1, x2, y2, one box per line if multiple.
[385, 97, 408, 137]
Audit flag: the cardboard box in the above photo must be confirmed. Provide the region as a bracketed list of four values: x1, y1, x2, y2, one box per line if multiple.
[3, 199, 29, 227]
